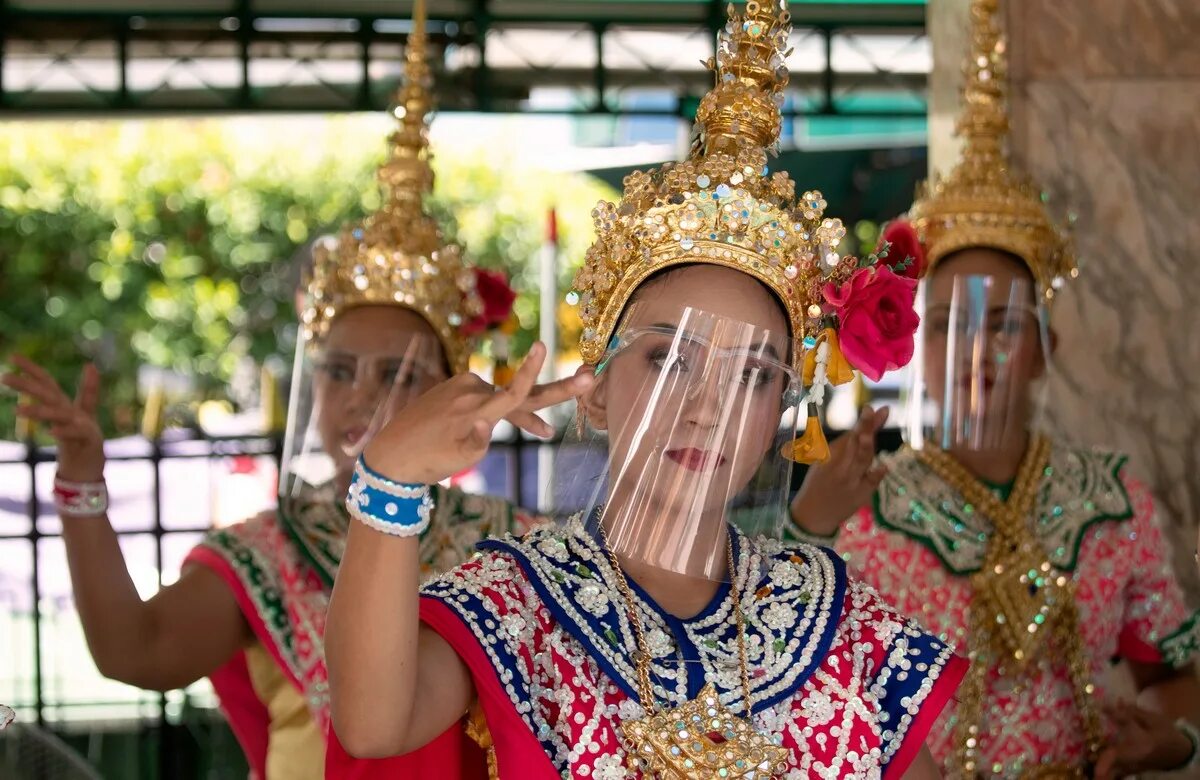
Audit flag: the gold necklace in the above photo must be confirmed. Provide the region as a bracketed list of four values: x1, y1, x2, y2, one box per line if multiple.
[603, 533, 790, 779]
[917, 437, 1102, 777]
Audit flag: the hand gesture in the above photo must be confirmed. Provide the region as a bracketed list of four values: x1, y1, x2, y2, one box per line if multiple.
[2, 357, 104, 481]
[1094, 702, 1195, 779]
[789, 405, 889, 537]
[362, 342, 591, 485]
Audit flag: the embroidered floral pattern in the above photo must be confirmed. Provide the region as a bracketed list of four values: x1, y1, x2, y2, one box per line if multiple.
[770, 559, 807, 589]
[421, 520, 962, 777]
[763, 602, 799, 631]
[645, 629, 673, 659]
[577, 582, 611, 618]
[800, 689, 836, 726]
[189, 485, 533, 733]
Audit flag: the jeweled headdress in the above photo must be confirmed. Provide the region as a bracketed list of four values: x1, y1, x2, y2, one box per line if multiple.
[908, 0, 1076, 301]
[301, 0, 483, 372]
[571, 0, 880, 372]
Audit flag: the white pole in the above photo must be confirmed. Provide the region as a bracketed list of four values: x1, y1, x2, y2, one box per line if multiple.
[537, 208, 559, 512]
[538, 208, 559, 383]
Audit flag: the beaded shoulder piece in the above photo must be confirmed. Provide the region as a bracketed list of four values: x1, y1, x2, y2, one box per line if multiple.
[422, 518, 846, 720]
[872, 445, 1134, 575]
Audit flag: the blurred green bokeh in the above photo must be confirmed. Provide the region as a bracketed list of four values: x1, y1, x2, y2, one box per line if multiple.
[0, 117, 616, 438]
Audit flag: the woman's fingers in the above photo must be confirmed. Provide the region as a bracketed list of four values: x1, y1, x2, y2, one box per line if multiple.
[865, 464, 888, 489]
[870, 405, 890, 431]
[478, 343, 546, 423]
[522, 373, 593, 413]
[463, 419, 492, 451]
[16, 403, 77, 424]
[8, 356, 64, 398]
[505, 410, 554, 439]
[2, 372, 64, 404]
[849, 406, 887, 473]
[75, 364, 101, 415]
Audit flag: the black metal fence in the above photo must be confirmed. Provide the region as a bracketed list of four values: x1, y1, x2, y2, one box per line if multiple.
[0, 426, 555, 778]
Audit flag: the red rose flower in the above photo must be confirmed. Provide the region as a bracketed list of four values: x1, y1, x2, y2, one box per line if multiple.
[878, 220, 925, 280]
[461, 268, 517, 336]
[822, 265, 920, 382]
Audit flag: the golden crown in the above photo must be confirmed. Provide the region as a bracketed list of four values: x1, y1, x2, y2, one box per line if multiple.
[301, 0, 482, 373]
[570, 1, 863, 371]
[908, 0, 1076, 301]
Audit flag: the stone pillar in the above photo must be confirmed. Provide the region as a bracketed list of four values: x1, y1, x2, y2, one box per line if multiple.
[926, 0, 972, 177]
[1006, 0, 1200, 594]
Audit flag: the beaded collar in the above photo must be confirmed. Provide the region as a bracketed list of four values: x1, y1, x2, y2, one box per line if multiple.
[872, 444, 1133, 576]
[477, 517, 847, 715]
[277, 483, 348, 588]
[279, 482, 517, 587]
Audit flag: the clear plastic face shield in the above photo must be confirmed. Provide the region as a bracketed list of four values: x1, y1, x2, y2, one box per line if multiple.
[553, 305, 802, 582]
[904, 274, 1052, 453]
[279, 308, 448, 510]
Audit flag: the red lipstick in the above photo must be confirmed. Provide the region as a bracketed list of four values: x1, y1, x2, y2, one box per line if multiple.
[665, 448, 727, 472]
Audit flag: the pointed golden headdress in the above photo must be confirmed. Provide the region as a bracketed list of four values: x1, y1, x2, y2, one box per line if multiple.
[302, 0, 482, 372]
[571, 1, 865, 371]
[909, 0, 1076, 301]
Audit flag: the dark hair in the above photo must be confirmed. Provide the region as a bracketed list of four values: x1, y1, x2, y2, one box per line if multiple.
[628, 264, 792, 336]
[938, 246, 1035, 284]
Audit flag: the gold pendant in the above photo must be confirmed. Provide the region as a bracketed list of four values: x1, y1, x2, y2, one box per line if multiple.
[621, 684, 789, 779]
[973, 541, 1064, 668]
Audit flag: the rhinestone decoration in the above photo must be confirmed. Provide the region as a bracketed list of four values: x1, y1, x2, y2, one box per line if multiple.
[569, 0, 863, 372]
[622, 684, 790, 779]
[906, 0, 1076, 303]
[301, 0, 483, 372]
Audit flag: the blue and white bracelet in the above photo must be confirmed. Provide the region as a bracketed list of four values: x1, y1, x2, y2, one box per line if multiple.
[345, 456, 434, 537]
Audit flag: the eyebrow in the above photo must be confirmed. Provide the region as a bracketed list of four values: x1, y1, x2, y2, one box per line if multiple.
[646, 322, 783, 360]
[324, 349, 424, 364]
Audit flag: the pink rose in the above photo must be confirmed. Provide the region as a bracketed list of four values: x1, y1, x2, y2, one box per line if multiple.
[461, 268, 517, 335]
[822, 265, 920, 382]
[878, 220, 925, 280]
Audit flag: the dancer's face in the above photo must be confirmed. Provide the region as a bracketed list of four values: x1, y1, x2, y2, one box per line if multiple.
[314, 305, 448, 475]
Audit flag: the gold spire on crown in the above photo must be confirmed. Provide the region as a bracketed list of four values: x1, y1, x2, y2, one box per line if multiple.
[909, 0, 1076, 301]
[302, 0, 482, 372]
[570, 1, 862, 371]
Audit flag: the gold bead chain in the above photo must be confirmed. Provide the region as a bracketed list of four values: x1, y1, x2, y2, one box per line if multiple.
[918, 436, 1102, 777]
[603, 533, 754, 716]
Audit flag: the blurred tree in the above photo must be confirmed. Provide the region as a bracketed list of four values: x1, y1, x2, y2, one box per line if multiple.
[0, 117, 615, 438]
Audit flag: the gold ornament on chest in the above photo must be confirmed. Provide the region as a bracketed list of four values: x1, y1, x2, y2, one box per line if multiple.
[919, 436, 1062, 668]
[921, 436, 1103, 776]
[972, 533, 1070, 669]
[622, 683, 790, 779]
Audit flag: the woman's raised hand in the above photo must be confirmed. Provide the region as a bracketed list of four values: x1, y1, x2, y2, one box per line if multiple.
[362, 342, 591, 485]
[2, 356, 104, 481]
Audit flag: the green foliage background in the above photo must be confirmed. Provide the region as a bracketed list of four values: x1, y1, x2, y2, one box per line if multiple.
[0, 117, 616, 438]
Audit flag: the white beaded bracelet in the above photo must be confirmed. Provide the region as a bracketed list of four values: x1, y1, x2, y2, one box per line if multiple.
[345, 457, 433, 537]
[52, 476, 109, 517]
